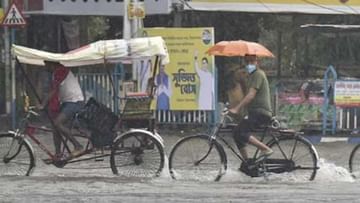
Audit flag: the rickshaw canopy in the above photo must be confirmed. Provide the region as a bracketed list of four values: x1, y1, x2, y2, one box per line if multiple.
[12, 36, 169, 67]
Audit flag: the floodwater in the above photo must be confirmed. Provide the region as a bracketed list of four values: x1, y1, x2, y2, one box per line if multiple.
[0, 132, 359, 203]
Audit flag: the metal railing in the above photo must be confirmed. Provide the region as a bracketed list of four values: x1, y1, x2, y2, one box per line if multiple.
[78, 72, 360, 130]
[77, 73, 214, 124]
[339, 108, 360, 130]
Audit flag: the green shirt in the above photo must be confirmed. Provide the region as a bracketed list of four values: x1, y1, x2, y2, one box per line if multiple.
[247, 69, 272, 117]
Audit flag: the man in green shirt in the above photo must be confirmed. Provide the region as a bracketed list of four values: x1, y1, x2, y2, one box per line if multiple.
[229, 54, 273, 162]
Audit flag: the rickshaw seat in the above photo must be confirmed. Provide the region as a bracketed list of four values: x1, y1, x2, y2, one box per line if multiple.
[120, 92, 155, 131]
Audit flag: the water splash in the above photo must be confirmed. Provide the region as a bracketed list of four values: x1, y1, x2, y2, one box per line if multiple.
[157, 154, 172, 180]
[313, 158, 354, 183]
[201, 158, 356, 183]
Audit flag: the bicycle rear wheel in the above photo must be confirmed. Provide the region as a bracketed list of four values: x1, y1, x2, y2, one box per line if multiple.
[0, 133, 35, 176]
[349, 144, 360, 178]
[266, 135, 318, 181]
[168, 134, 226, 181]
[110, 131, 164, 178]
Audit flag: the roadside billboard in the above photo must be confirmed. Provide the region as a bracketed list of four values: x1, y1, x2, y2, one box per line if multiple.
[185, 0, 360, 14]
[142, 27, 215, 111]
[335, 80, 360, 107]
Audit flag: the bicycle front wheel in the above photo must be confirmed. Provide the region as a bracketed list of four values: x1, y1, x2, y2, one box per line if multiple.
[267, 135, 318, 181]
[349, 144, 360, 178]
[110, 131, 164, 178]
[0, 133, 35, 176]
[168, 134, 226, 181]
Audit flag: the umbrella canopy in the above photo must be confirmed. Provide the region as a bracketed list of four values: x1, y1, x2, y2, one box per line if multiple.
[206, 40, 274, 58]
[12, 36, 170, 67]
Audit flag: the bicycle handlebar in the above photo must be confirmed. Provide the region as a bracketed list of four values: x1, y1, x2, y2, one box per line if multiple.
[219, 107, 234, 126]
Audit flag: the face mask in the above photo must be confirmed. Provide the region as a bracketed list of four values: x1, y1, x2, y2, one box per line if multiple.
[246, 64, 257, 73]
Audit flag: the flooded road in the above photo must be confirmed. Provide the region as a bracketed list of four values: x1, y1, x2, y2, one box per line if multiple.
[0, 133, 359, 202]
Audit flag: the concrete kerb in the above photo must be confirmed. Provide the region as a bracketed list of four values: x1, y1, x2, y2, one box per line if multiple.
[304, 134, 360, 145]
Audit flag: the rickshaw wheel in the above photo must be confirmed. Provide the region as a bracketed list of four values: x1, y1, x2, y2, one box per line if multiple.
[110, 131, 164, 178]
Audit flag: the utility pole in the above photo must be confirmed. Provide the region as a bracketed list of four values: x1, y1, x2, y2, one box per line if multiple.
[2, 1, 27, 129]
[131, 0, 141, 38]
[130, 0, 139, 83]
[123, 0, 131, 40]
[124, 0, 143, 88]
[123, 0, 138, 87]
[3, 0, 10, 114]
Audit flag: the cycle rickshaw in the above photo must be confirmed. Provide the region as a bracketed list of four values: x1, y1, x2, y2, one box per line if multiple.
[0, 36, 169, 177]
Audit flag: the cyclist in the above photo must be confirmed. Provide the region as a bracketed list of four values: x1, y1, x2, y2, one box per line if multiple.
[47, 76, 62, 159]
[38, 61, 85, 157]
[228, 54, 273, 162]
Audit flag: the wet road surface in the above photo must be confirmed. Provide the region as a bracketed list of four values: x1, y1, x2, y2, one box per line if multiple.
[0, 132, 359, 203]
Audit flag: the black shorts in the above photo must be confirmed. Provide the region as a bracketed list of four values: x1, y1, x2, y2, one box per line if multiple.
[232, 111, 272, 149]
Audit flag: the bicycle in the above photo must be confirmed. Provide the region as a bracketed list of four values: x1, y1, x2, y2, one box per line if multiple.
[168, 107, 319, 181]
[0, 100, 165, 177]
[348, 143, 360, 178]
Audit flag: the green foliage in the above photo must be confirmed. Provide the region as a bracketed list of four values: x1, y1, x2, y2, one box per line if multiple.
[87, 16, 108, 41]
[278, 103, 322, 130]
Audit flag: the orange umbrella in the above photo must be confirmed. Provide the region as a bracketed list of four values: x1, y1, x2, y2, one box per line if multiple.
[206, 40, 274, 58]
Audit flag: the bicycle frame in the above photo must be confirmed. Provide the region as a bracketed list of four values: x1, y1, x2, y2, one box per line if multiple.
[209, 113, 292, 166]
[215, 126, 275, 163]
[22, 124, 57, 160]
[12, 109, 97, 163]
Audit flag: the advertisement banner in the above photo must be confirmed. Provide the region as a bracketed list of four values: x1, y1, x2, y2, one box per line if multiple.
[335, 80, 360, 107]
[143, 27, 215, 110]
[186, 0, 360, 14]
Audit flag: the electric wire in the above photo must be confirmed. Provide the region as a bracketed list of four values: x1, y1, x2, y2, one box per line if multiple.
[256, 0, 275, 13]
[180, 0, 357, 15]
[179, 0, 195, 11]
[301, 0, 350, 14]
[341, 2, 359, 15]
